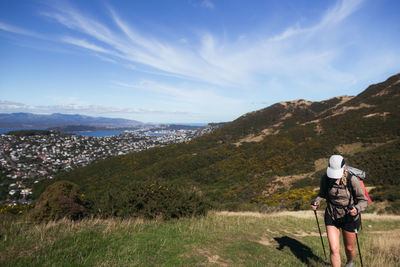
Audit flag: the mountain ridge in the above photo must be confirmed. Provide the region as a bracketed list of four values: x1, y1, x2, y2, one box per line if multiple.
[34, 72, 400, 213]
[0, 112, 143, 128]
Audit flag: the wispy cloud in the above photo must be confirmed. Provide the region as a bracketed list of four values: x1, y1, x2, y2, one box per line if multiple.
[201, 0, 215, 9]
[38, 0, 368, 90]
[270, 0, 364, 41]
[1, 0, 367, 91]
[112, 80, 243, 113]
[61, 36, 113, 54]
[0, 22, 44, 39]
[4, 0, 392, 112]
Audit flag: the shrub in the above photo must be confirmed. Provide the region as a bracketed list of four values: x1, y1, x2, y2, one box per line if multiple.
[30, 181, 88, 222]
[254, 187, 319, 211]
[0, 203, 33, 215]
[385, 200, 400, 214]
[370, 185, 400, 202]
[88, 181, 209, 220]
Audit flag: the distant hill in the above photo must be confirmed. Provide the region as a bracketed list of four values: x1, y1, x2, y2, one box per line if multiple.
[48, 125, 113, 132]
[35, 73, 400, 213]
[0, 113, 143, 129]
[5, 129, 64, 137]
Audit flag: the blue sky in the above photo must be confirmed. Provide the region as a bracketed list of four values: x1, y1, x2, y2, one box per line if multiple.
[0, 0, 399, 123]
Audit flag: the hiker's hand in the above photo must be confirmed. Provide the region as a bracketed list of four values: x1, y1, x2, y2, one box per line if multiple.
[311, 204, 317, 211]
[349, 207, 357, 216]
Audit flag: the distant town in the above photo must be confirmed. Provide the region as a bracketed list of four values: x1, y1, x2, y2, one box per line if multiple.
[0, 124, 221, 204]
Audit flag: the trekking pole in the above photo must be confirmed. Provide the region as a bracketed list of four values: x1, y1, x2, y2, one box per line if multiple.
[355, 229, 364, 267]
[314, 210, 327, 260]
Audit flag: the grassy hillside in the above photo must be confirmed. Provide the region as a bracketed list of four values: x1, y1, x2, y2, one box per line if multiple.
[1, 212, 400, 266]
[33, 73, 400, 213]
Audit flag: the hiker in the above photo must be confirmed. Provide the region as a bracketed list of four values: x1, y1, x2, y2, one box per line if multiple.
[311, 155, 368, 267]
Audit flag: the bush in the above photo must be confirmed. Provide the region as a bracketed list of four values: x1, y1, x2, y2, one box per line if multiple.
[30, 181, 88, 222]
[88, 181, 209, 220]
[370, 185, 400, 202]
[254, 187, 319, 211]
[0, 203, 33, 215]
[385, 200, 400, 214]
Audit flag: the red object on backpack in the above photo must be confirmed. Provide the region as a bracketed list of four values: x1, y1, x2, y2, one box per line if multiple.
[359, 180, 372, 203]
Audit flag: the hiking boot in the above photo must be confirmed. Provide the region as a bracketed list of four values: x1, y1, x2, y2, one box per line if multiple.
[345, 262, 354, 267]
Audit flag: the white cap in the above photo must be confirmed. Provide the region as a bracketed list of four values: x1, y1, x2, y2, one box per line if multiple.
[327, 155, 345, 179]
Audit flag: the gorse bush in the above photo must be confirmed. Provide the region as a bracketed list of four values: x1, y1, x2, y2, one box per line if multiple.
[254, 187, 318, 211]
[87, 181, 209, 220]
[30, 181, 88, 222]
[0, 203, 33, 215]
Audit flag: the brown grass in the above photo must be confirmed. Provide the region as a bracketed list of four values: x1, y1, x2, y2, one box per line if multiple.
[365, 229, 400, 266]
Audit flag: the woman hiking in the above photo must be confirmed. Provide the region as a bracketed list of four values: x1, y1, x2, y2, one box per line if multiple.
[311, 155, 368, 267]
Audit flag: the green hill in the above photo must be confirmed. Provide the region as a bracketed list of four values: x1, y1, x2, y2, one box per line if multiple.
[34, 73, 400, 213]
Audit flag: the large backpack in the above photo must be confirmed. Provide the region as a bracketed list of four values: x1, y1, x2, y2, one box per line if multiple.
[325, 166, 372, 217]
[346, 166, 372, 203]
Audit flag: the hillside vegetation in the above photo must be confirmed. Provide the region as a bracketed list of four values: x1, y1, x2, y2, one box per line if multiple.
[1, 212, 399, 266]
[33, 73, 400, 214]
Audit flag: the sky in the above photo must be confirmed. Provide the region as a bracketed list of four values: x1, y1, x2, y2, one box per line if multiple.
[0, 0, 399, 123]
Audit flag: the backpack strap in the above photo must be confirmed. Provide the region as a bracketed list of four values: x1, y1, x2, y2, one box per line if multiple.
[347, 174, 354, 206]
[326, 175, 354, 206]
[347, 174, 363, 230]
[325, 176, 348, 220]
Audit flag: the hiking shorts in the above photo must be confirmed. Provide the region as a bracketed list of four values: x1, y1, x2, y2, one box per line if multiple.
[324, 212, 361, 232]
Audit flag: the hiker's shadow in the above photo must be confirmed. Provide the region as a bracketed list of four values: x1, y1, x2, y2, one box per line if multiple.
[274, 236, 328, 266]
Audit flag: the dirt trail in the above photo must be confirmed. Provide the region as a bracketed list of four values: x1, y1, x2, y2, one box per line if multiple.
[216, 211, 400, 221]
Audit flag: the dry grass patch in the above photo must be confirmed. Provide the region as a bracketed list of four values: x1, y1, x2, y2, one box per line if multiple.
[365, 228, 400, 266]
[274, 172, 314, 189]
[197, 248, 231, 266]
[251, 236, 273, 247]
[234, 121, 283, 146]
[335, 141, 393, 156]
[216, 210, 324, 219]
[363, 112, 390, 119]
[361, 213, 400, 221]
[261, 172, 315, 197]
[314, 158, 328, 172]
[279, 99, 312, 109]
[335, 142, 364, 155]
[331, 103, 375, 116]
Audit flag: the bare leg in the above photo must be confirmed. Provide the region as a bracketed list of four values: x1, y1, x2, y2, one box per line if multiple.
[342, 230, 356, 263]
[327, 225, 341, 267]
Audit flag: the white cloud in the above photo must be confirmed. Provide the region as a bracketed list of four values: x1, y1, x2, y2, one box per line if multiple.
[44, 0, 367, 91]
[270, 0, 364, 41]
[39, 5, 244, 87]
[3, 0, 397, 115]
[0, 22, 44, 39]
[201, 0, 215, 9]
[2, 0, 368, 92]
[62, 36, 113, 54]
[112, 80, 244, 113]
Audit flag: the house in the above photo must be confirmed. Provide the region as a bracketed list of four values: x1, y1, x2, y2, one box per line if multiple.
[21, 188, 32, 197]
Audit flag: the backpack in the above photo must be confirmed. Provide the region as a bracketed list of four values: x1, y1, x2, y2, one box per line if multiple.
[346, 166, 372, 203]
[325, 165, 371, 214]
